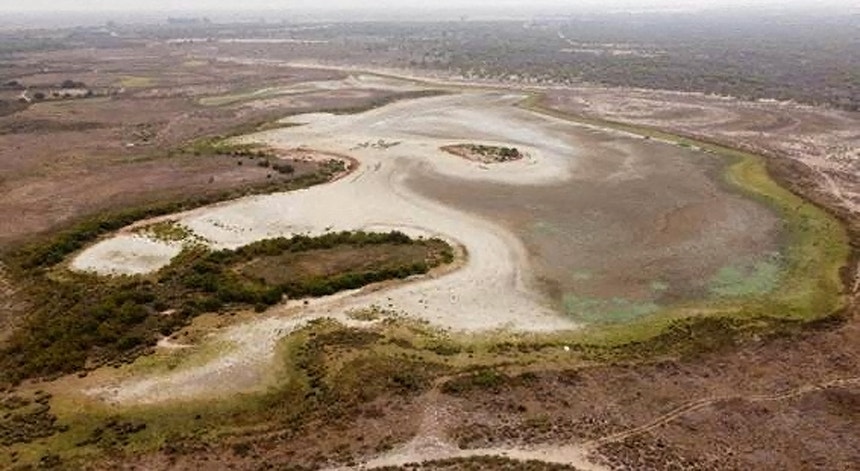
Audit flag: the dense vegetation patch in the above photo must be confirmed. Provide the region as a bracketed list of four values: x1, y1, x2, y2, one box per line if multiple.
[183, 136, 277, 159]
[0, 390, 65, 447]
[0, 231, 453, 385]
[441, 144, 523, 163]
[0, 320, 458, 469]
[181, 137, 302, 175]
[346, 18, 858, 110]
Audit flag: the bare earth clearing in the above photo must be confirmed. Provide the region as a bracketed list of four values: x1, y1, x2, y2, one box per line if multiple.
[543, 87, 859, 217]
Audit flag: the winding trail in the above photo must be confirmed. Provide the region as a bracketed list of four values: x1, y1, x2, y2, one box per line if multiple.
[341, 376, 860, 470]
[591, 376, 860, 446]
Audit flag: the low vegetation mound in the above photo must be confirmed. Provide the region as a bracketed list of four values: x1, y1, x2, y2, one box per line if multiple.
[441, 144, 524, 163]
[0, 390, 64, 447]
[0, 231, 453, 385]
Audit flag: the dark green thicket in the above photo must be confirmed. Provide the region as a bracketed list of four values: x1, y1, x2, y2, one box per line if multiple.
[465, 144, 522, 160]
[0, 231, 453, 386]
[295, 328, 441, 409]
[441, 369, 510, 395]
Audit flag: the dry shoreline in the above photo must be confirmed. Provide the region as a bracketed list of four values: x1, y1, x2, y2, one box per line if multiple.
[74, 88, 794, 406]
[81, 91, 583, 404]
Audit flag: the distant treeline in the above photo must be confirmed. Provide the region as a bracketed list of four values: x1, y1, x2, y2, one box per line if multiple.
[301, 16, 858, 111]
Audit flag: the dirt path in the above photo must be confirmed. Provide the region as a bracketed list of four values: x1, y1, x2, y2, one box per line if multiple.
[592, 376, 860, 446]
[338, 375, 860, 470]
[332, 376, 607, 471]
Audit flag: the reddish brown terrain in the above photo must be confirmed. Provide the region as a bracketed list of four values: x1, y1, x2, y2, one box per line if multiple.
[0, 46, 431, 245]
[0, 18, 857, 471]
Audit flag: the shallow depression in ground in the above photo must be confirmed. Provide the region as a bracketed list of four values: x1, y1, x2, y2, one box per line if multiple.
[72, 90, 784, 327]
[70, 90, 788, 404]
[409, 123, 784, 323]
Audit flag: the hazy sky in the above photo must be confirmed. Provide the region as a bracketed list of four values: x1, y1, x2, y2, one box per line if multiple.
[0, 0, 853, 13]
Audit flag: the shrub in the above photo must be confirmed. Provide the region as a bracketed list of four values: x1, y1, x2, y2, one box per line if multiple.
[272, 162, 295, 174]
[1, 225, 454, 385]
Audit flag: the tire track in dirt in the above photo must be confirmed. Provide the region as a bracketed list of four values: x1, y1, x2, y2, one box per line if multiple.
[342, 375, 860, 470]
[591, 375, 860, 446]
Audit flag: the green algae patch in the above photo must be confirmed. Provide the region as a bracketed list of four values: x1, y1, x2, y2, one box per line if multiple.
[563, 294, 660, 325]
[521, 93, 851, 330]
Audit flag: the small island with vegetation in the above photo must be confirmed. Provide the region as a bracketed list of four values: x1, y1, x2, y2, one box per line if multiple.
[441, 143, 524, 163]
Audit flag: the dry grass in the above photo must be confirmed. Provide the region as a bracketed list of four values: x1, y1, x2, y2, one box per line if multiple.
[240, 240, 451, 285]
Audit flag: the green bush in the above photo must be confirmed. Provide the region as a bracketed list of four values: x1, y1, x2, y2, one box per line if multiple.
[0, 230, 454, 385]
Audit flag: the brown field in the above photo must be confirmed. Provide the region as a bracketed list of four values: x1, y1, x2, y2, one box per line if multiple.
[440, 321, 859, 470]
[240, 240, 451, 285]
[0, 46, 435, 246]
[0, 30, 857, 471]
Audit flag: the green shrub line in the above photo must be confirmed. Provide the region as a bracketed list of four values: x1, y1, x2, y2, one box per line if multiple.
[201, 87, 448, 112]
[183, 137, 274, 158]
[0, 230, 453, 385]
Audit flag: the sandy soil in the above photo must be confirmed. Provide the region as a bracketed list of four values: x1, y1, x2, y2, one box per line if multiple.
[83, 92, 586, 404]
[72, 235, 184, 275]
[76, 90, 786, 405]
[542, 88, 860, 217]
